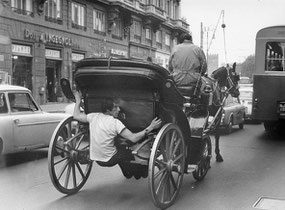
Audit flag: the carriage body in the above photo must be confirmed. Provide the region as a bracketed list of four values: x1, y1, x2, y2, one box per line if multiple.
[48, 57, 212, 209]
[74, 57, 186, 136]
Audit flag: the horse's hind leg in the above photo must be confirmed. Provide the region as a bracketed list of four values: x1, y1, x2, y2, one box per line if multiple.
[215, 122, 224, 162]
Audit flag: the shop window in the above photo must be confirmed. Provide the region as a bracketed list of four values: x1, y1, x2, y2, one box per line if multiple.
[71, 2, 86, 31]
[44, 0, 63, 24]
[93, 9, 106, 34]
[46, 59, 62, 102]
[12, 56, 33, 91]
[11, 0, 33, 16]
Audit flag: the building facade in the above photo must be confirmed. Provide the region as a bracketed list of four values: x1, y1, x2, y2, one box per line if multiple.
[0, 0, 188, 104]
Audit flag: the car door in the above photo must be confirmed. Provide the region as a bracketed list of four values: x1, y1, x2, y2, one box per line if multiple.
[10, 92, 60, 148]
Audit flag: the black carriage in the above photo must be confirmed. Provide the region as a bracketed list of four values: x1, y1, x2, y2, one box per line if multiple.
[48, 57, 216, 209]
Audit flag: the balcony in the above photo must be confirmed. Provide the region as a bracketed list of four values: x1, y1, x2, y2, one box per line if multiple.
[144, 4, 166, 21]
[169, 18, 189, 32]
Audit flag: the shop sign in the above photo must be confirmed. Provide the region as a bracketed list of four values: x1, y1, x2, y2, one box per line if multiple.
[45, 49, 61, 59]
[72, 53, 84, 62]
[110, 49, 127, 57]
[24, 29, 72, 47]
[12, 44, 31, 55]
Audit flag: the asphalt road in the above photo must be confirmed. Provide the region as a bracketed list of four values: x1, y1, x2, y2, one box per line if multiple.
[1, 123, 285, 210]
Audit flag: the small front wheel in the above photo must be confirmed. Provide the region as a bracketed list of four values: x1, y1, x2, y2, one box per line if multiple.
[48, 116, 93, 195]
[148, 123, 185, 209]
[192, 135, 212, 181]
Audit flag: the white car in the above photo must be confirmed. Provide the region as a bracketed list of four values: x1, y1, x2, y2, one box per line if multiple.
[0, 85, 69, 155]
[239, 86, 253, 121]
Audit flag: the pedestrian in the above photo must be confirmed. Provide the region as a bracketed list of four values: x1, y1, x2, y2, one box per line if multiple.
[73, 90, 162, 178]
[168, 32, 207, 87]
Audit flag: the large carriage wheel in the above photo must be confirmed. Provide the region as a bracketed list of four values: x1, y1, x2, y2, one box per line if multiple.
[48, 116, 93, 195]
[192, 135, 212, 181]
[148, 123, 186, 209]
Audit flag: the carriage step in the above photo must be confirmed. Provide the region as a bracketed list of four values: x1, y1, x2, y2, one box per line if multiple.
[187, 164, 198, 173]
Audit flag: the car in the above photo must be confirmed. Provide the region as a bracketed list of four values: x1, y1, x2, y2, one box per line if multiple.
[239, 86, 253, 121]
[220, 94, 246, 134]
[239, 76, 253, 89]
[0, 85, 69, 155]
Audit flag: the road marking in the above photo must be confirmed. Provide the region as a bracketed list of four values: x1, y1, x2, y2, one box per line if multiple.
[253, 196, 285, 210]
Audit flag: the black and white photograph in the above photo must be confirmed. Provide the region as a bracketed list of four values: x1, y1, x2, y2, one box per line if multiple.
[0, 0, 285, 209]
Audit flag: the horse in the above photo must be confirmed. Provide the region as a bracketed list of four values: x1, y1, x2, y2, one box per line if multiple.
[201, 62, 240, 162]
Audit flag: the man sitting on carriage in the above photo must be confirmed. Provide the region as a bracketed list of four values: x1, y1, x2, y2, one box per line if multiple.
[168, 32, 207, 92]
[73, 90, 161, 178]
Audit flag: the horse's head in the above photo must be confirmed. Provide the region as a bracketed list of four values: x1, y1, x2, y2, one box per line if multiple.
[227, 63, 240, 97]
[211, 63, 240, 97]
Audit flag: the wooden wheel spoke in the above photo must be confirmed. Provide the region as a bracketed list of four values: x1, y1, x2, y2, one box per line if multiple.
[75, 133, 86, 150]
[75, 162, 85, 178]
[64, 164, 72, 188]
[173, 153, 183, 164]
[57, 159, 70, 180]
[158, 172, 168, 201]
[154, 167, 167, 180]
[171, 138, 181, 159]
[168, 131, 176, 159]
[72, 163, 77, 188]
[55, 145, 70, 153]
[165, 133, 171, 159]
[169, 172, 178, 190]
[155, 170, 168, 195]
[54, 157, 68, 165]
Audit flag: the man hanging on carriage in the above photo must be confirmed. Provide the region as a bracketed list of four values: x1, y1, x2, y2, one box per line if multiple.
[73, 90, 162, 179]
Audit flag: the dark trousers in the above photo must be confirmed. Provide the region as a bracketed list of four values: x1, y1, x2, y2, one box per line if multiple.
[96, 147, 134, 176]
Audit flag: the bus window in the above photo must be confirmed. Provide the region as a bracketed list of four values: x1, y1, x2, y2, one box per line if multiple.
[265, 42, 285, 71]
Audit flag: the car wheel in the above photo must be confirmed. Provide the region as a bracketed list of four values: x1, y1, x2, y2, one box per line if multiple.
[239, 114, 245, 129]
[226, 117, 233, 134]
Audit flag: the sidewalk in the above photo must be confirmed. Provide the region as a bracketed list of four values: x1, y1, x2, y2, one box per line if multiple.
[40, 102, 71, 113]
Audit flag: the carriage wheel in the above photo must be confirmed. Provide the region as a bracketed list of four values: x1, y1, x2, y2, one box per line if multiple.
[148, 123, 185, 209]
[192, 135, 212, 181]
[48, 116, 93, 195]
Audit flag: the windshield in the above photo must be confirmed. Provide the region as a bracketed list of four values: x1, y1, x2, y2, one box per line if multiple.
[240, 90, 252, 99]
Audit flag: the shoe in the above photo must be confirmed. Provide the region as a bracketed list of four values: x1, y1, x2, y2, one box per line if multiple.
[187, 164, 198, 173]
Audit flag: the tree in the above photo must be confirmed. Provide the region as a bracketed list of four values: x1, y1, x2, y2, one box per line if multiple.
[240, 55, 255, 81]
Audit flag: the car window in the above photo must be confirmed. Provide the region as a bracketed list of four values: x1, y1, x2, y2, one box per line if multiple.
[8, 93, 39, 112]
[0, 93, 8, 113]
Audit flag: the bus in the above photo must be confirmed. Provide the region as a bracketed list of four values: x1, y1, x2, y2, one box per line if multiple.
[252, 25, 285, 132]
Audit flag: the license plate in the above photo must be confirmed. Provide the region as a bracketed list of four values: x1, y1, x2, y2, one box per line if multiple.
[278, 102, 285, 117]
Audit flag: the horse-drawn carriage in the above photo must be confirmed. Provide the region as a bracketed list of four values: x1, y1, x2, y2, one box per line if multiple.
[47, 57, 239, 209]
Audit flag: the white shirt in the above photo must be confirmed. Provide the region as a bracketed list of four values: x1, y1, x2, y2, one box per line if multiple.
[87, 113, 126, 162]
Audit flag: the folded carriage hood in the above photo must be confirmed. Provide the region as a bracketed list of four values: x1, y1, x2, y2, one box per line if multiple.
[74, 57, 184, 105]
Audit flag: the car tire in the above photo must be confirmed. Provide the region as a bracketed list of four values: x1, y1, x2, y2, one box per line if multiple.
[239, 114, 245, 129]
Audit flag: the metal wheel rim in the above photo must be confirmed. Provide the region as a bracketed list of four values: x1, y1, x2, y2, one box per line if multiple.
[48, 116, 93, 195]
[148, 123, 185, 209]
